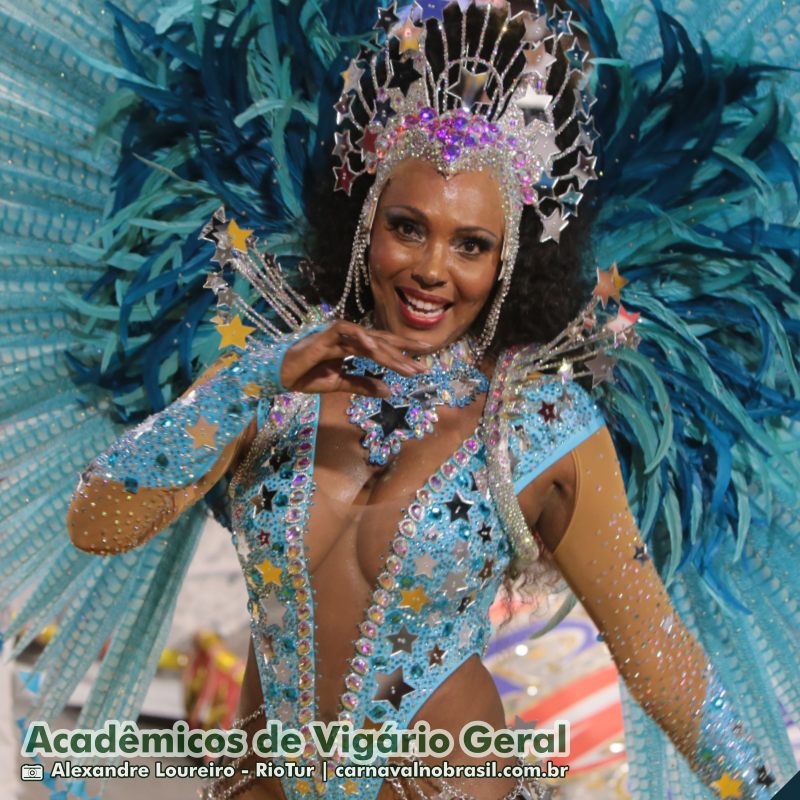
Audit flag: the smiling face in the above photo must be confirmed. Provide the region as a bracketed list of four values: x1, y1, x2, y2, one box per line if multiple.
[366, 159, 505, 351]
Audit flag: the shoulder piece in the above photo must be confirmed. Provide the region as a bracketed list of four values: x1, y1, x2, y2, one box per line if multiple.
[483, 347, 606, 573]
[507, 372, 606, 494]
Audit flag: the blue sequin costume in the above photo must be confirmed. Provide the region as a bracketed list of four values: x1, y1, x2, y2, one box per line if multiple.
[75, 326, 777, 799]
[223, 359, 604, 799]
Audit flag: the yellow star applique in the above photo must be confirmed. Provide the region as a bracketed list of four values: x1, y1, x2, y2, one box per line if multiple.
[227, 219, 253, 251]
[592, 262, 628, 308]
[342, 779, 359, 796]
[712, 773, 743, 799]
[186, 416, 219, 450]
[395, 17, 423, 53]
[295, 779, 312, 796]
[399, 586, 430, 614]
[257, 558, 283, 586]
[242, 382, 262, 398]
[216, 314, 256, 350]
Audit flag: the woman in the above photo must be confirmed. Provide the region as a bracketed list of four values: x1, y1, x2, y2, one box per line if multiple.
[64, 4, 781, 799]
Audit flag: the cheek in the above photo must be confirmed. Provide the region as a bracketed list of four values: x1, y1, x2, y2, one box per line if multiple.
[368, 229, 413, 281]
[452, 261, 499, 305]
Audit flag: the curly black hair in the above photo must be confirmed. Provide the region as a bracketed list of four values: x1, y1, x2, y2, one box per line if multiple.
[299, 4, 595, 355]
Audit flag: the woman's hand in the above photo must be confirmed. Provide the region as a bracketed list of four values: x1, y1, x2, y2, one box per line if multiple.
[279, 320, 431, 397]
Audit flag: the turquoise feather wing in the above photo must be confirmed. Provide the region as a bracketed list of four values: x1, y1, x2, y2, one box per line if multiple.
[576, 0, 800, 792]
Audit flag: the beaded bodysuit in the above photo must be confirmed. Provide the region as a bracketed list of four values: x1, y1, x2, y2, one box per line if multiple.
[223, 348, 604, 799]
[70, 330, 777, 800]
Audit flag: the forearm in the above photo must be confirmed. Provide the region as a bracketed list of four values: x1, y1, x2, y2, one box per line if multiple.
[67, 329, 309, 554]
[551, 428, 776, 798]
[608, 613, 773, 798]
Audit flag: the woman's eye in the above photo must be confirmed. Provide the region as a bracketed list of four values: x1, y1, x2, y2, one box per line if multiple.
[459, 237, 492, 255]
[387, 217, 423, 240]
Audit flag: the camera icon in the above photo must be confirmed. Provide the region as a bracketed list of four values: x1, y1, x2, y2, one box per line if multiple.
[21, 764, 44, 781]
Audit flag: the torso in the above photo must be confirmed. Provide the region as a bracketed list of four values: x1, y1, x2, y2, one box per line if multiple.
[219, 358, 573, 800]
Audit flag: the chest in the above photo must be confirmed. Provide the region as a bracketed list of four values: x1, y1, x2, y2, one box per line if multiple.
[227, 390, 514, 733]
[228, 389, 513, 612]
[307, 391, 491, 577]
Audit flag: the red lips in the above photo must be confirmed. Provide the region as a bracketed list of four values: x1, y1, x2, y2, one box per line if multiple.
[395, 287, 452, 328]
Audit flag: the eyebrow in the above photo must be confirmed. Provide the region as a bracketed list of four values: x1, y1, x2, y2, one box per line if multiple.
[382, 204, 501, 241]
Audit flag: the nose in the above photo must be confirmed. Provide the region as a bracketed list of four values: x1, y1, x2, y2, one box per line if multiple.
[410, 239, 448, 289]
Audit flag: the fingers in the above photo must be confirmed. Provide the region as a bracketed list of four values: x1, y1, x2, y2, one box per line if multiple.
[350, 326, 435, 355]
[338, 375, 392, 399]
[280, 319, 436, 394]
[335, 328, 421, 376]
[283, 358, 392, 398]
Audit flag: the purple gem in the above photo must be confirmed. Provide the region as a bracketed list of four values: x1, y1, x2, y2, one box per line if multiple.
[393, 538, 409, 556]
[436, 128, 448, 141]
[488, 123, 500, 134]
[454, 115, 468, 130]
[464, 135, 477, 147]
[292, 474, 308, 487]
[420, 107, 435, 121]
[443, 144, 461, 161]
[356, 638, 373, 656]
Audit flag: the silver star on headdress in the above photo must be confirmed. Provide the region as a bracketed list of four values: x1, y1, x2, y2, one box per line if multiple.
[329, 0, 600, 354]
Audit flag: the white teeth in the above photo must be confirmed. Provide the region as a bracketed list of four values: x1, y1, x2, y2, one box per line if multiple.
[402, 292, 447, 316]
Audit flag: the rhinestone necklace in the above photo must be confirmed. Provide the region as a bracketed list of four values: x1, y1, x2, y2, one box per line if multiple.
[344, 334, 489, 466]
